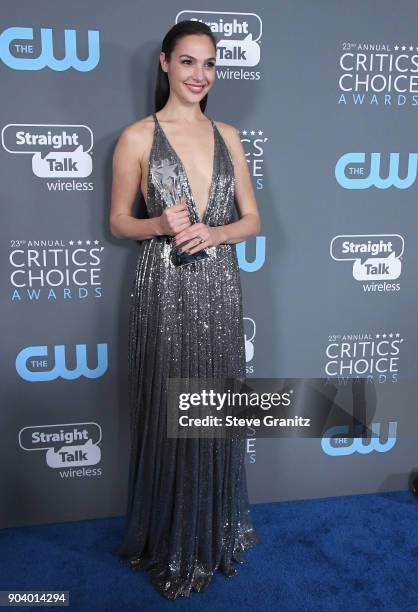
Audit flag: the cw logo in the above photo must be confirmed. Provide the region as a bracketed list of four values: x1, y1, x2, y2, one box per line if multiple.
[16, 343, 108, 381]
[335, 152, 418, 189]
[321, 421, 397, 456]
[0, 27, 100, 72]
[236, 236, 266, 272]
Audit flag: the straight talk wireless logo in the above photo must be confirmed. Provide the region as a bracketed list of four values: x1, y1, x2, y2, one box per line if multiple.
[19, 422, 103, 478]
[1, 124, 94, 190]
[330, 234, 403, 292]
[176, 11, 262, 80]
[244, 316, 256, 463]
[244, 316, 256, 374]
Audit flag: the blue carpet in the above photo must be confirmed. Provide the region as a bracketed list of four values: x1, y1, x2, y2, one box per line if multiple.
[1, 491, 418, 611]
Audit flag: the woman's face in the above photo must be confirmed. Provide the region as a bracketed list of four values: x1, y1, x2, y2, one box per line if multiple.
[161, 34, 216, 103]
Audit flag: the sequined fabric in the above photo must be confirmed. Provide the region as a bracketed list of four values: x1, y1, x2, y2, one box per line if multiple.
[113, 112, 260, 600]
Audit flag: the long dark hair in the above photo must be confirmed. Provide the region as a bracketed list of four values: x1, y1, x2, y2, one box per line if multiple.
[154, 20, 217, 114]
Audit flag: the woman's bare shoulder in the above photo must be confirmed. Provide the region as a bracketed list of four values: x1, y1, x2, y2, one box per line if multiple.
[118, 115, 154, 140]
[212, 119, 241, 155]
[116, 115, 155, 159]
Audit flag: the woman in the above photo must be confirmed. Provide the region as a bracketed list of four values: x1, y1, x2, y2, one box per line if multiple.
[110, 20, 261, 600]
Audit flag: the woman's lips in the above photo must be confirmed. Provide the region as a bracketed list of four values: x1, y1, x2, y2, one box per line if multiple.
[185, 83, 205, 93]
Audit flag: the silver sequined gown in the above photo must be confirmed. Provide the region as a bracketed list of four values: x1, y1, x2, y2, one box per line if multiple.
[113, 112, 260, 600]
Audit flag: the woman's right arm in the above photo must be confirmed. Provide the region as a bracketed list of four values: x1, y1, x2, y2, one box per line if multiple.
[110, 125, 164, 240]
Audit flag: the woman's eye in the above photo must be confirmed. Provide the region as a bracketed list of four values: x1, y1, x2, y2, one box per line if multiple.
[181, 60, 216, 67]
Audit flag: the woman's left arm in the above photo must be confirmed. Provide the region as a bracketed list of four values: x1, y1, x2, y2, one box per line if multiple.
[213, 122, 261, 245]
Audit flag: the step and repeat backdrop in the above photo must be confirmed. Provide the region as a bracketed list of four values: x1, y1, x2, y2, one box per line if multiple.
[2, 1, 418, 528]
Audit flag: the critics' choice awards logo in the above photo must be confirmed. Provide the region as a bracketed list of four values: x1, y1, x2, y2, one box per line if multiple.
[0, 27, 100, 71]
[2, 124, 94, 189]
[244, 316, 256, 374]
[176, 11, 261, 78]
[321, 421, 397, 456]
[9, 239, 104, 302]
[325, 333, 403, 383]
[230, 122, 268, 272]
[335, 151, 418, 189]
[330, 234, 403, 292]
[19, 422, 103, 476]
[337, 41, 418, 107]
[238, 126, 268, 190]
[15, 343, 108, 382]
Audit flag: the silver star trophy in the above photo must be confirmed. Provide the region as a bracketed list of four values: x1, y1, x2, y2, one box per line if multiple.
[150, 158, 209, 267]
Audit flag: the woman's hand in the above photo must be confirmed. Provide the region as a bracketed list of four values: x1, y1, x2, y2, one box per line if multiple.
[158, 198, 192, 236]
[173, 223, 223, 255]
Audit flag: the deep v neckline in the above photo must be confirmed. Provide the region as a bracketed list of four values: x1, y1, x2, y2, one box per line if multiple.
[153, 112, 216, 225]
